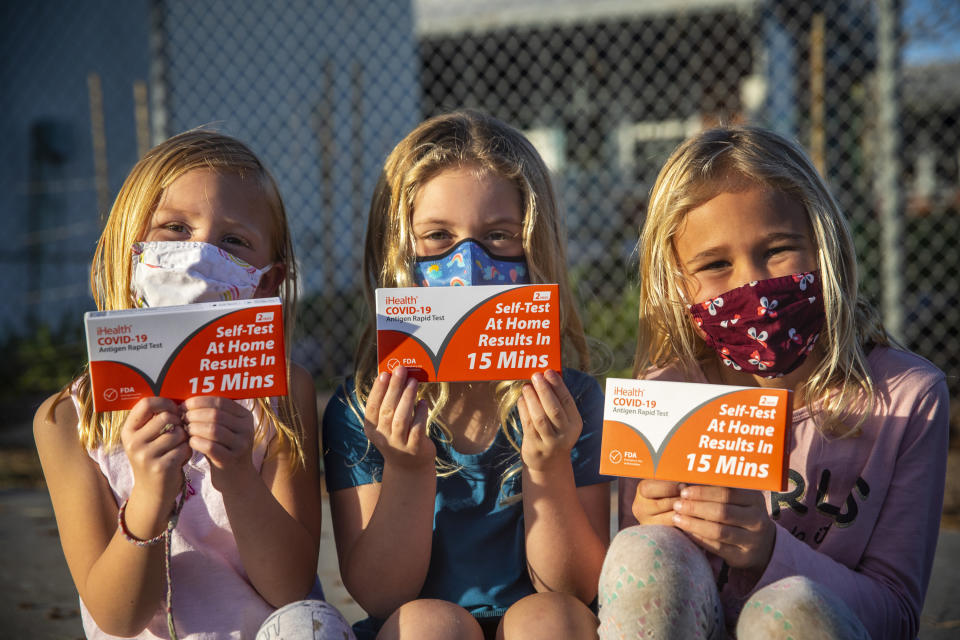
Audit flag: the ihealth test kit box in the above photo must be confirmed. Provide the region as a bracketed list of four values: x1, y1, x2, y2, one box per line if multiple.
[85, 297, 286, 412]
[600, 378, 791, 491]
[376, 284, 561, 382]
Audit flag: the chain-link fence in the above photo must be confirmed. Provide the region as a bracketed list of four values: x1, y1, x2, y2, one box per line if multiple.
[2, 0, 958, 432]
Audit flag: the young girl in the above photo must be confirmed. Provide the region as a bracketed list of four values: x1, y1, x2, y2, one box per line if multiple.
[33, 130, 352, 639]
[322, 110, 611, 640]
[598, 126, 949, 639]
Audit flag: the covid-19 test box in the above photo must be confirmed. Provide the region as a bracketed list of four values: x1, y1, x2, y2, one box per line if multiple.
[376, 284, 561, 382]
[600, 378, 792, 491]
[85, 297, 286, 412]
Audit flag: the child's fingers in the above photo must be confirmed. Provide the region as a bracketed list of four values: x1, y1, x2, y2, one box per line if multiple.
[376, 366, 409, 428]
[674, 525, 734, 558]
[124, 397, 180, 437]
[542, 369, 578, 419]
[637, 479, 684, 500]
[673, 487, 770, 542]
[390, 378, 419, 440]
[516, 396, 541, 442]
[520, 383, 557, 438]
[680, 485, 764, 515]
[185, 421, 232, 447]
[183, 406, 252, 437]
[188, 435, 231, 467]
[147, 411, 184, 440]
[182, 395, 247, 418]
[406, 400, 430, 448]
[363, 372, 391, 426]
[152, 422, 189, 450]
[529, 372, 572, 429]
[156, 439, 192, 468]
[673, 511, 773, 569]
[632, 479, 684, 523]
[674, 497, 751, 527]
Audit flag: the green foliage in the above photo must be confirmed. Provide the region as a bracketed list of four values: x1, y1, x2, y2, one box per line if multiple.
[0, 315, 86, 401]
[570, 261, 641, 379]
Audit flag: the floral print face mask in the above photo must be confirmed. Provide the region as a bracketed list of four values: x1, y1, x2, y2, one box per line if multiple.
[130, 241, 271, 308]
[688, 271, 824, 378]
[413, 238, 529, 287]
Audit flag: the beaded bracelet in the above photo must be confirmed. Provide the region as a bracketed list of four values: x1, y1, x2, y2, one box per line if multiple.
[117, 499, 166, 546]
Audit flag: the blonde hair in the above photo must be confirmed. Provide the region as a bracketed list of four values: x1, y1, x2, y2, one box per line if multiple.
[355, 109, 589, 481]
[636, 125, 888, 436]
[70, 129, 305, 463]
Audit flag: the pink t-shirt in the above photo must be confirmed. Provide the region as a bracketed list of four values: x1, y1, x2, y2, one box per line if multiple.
[75, 396, 277, 640]
[619, 346, 949, 639]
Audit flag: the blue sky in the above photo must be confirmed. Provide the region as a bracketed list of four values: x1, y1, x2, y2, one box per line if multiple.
[904, 0, 960, 64]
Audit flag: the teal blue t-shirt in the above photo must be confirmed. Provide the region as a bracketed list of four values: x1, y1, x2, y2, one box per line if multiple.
[321, 369, 607, 637]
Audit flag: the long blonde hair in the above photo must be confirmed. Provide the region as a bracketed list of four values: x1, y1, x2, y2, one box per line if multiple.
[636, 126, 888, 436]
[70, 129, 305, 463]
[356, 109, 589, 479]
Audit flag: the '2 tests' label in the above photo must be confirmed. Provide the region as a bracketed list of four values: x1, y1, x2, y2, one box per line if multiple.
[376, 284, 561, 382]
[85, 298, 286, 411]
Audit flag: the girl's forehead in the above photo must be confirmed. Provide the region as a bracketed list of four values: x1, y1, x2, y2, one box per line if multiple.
[673, 187, 810, 248]
[412, 167, 521, 218]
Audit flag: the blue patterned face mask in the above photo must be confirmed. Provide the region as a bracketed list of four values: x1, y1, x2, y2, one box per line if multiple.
[413, 239, 530, 286]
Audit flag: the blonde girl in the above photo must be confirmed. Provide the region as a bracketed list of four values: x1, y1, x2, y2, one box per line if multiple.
[598, 126, 949, 639]
[33, 130, 352, 639]
[322, 110, 610, 640]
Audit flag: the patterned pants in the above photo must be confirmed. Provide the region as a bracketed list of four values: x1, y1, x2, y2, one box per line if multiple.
[256, 600, 356, 640]
[598, 525, 870, 639]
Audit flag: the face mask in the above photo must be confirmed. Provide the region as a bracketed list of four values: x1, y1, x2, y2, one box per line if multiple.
[688, 271, 824, 378]
[130, 241, 272, 308]
[413, 238, 530, 286]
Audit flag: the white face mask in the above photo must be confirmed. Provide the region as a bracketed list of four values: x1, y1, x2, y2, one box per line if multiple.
[130, 241, 272, 308]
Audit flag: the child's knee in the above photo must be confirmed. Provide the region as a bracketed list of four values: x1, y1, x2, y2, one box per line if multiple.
[256, 600, 355, 640]
[600, 525, 712, 599]
[377, 599, 483, 640]
[598, 525, 722, 640]
[502, 592, 598, 639]
[737, 576, 869, 639]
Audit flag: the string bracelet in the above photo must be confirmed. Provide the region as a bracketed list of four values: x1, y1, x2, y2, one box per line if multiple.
[116, 468, 193, 640]
[117, 499, 166, 546]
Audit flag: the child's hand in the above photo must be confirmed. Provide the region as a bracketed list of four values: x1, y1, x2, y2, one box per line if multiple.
[671, 484, 775, 571]
[517, 369, 582, 472]
[363, 367, 435, 471]
[182, 396, 257, 489]
[631, 479, 684, 525]
[121, 397, 191, 519]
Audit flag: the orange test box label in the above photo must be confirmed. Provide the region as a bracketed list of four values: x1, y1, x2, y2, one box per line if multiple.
[600, 378, 791, 491]
[85, 297, 286, 412]
[376, 284, 561, 382]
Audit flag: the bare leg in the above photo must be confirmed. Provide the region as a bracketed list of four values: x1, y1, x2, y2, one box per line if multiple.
[499, 592, 598, 640]
[376, 599, 484, 640]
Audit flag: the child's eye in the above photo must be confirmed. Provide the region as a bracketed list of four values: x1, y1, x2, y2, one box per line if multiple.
[700, 260, 729, 272]
[163, 223, 188, 234]
[766, 245, 794, 258]
[487, 230, 516, 242]
[423, 230, 451, 241]
[223, 235, 251, 248]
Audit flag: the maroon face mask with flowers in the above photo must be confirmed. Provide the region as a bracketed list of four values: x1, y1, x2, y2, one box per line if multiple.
[688, 271, 824, 378]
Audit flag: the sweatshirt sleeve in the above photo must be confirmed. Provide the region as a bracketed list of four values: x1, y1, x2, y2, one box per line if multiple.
[730, 376, 949, 639]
